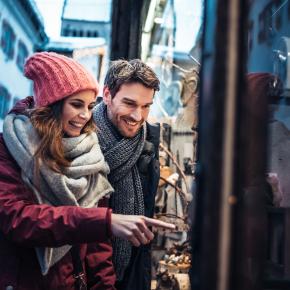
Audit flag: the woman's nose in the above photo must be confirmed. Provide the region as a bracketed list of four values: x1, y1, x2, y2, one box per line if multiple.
[79, 109, 91, 120]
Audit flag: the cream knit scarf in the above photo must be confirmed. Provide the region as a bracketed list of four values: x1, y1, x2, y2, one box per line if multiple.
[3, 113, 113, 275]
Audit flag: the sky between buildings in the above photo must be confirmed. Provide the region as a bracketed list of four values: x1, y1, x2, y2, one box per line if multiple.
[35, 0, 203, 48]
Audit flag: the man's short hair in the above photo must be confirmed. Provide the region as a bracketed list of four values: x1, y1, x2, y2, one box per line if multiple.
[104, 59, 160, 97]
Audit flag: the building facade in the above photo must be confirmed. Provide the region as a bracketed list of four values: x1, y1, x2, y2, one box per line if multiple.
[0, 0, 47, 130]
[60, 0, 112, 85]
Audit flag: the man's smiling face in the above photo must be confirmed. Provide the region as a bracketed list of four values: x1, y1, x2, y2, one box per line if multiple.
[103, 83, 154, 138]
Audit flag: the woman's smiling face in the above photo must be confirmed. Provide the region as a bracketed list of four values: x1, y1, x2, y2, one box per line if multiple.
[62, 90, 96, 137]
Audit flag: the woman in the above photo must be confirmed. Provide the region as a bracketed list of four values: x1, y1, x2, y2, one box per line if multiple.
[0, 52, 174, 290]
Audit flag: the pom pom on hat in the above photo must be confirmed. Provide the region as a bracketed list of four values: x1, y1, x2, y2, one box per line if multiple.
[24, 52, 99, 107]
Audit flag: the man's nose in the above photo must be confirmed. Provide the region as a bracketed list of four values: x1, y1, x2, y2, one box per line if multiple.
[130, 108, 142, 121]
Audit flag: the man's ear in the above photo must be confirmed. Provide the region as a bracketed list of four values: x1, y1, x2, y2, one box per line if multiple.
[103, 86, 111, 105]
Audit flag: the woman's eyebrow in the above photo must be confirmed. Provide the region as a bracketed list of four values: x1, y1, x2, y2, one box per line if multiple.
[69, 98, 84, 102]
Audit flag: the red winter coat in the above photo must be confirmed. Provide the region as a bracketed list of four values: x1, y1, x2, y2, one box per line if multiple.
[0, 134, 116, 290]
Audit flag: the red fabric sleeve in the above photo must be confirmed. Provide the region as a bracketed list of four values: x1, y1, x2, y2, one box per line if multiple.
[85, 241, 116, 290]
[0, 135, 111, 247]
[99, 197, 112, 237]
[106, 207, 112, 237]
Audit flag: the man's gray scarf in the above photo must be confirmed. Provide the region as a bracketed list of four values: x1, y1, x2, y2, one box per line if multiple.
[3, 113, 113, 275]
[93, 102, 146, 280]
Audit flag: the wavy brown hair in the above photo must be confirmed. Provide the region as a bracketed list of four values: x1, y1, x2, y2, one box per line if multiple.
[29, 99, 96, 173]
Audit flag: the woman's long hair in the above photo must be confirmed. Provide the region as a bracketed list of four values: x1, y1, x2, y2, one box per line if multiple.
[29, 99, 96, 173]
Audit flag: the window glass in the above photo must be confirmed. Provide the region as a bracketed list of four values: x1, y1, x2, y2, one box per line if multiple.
[16, 40, 28, 72]
[0, 85, 11, 119]
[141, 0, 203, 288]
[248, 0, 290, 284]
[142, 0, 202, 119]
[1, 20, 15, 60]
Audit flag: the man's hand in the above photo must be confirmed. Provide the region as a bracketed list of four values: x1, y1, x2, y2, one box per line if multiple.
[111, 214, 175, 247]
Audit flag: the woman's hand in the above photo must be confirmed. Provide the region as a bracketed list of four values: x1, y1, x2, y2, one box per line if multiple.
[111, 214, 175, 247]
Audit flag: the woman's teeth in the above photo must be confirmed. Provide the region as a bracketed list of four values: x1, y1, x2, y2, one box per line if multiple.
[69, 121, 83, 128]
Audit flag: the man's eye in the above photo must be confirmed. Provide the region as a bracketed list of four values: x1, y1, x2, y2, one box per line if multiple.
[125, 102, 135, 107]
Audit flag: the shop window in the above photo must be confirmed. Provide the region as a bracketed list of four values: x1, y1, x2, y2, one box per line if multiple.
[1, 20, 15, 60]
[248, 0, 290, 286]
[258, 3, 272, 45]
[274, 0, 282, 31]
[0, 85, 11, 119]
[16, 40, 28, 72]
[248, 20, 254, 52]
[258, 2, 283, 45]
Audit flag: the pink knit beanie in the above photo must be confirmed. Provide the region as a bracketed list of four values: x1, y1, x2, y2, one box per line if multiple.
[24, 52, 99, 107]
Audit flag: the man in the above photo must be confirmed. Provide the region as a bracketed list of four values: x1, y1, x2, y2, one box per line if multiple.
[93, 59, 160, 290]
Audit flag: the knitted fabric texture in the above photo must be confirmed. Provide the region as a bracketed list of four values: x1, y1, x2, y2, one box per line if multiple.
[3, 113, 113, 275]
[24, 52, 99, 107]
[93, 102, 146, 280]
